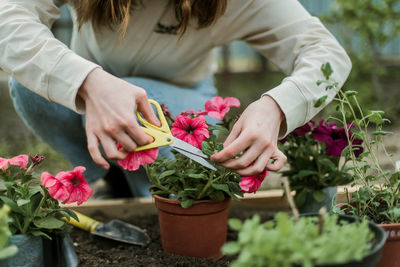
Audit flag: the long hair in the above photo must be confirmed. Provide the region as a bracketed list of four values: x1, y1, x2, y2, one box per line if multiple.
[70, 0, 227, 38]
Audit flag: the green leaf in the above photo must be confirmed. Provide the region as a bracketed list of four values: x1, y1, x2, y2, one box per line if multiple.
[187, 173, 208, 179]
[228, 218, 243, 231]
[211, 183, 230, 193]
[321, 62, 333, 79]
[222, 242, 240, 255]
[33, 217, 65, 229]
[0, 245, 18, 260]
[314, 95, 328, 108]
[16, 199, 30, 206]
[0, 197, 23, 214]
[313, 190, 326, 202]
[372, 131, 392, 136]
[368, 110, 384, 124]
[201, 142, 214, 156]
[159, 170, 176, 179]
[31, 230, 52, 240]
[344, 90, 357, 97]
[294, 190, 307, 207]
[181, 199, 194, 209]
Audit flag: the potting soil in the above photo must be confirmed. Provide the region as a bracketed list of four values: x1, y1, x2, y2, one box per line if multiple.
[69, 207, 276, 266]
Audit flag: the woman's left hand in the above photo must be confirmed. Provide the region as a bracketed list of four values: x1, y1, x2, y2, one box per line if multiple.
[211, 95, 287, 176]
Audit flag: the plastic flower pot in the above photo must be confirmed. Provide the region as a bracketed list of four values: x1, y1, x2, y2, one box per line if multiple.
[298, 213, 387, 267]
[0, 233, 78, 267]
[376, 223, 400, 267]
[299, 186, 337, 214]
[153, 194, 231, 259]
[0, 234, 43, 267]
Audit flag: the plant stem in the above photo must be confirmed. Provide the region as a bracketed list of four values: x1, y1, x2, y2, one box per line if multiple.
[198, 172, 214, 199]
[283, 177, 299, 221]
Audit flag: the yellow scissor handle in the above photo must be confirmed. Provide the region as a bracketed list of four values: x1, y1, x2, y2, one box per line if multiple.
[135, 99, 174, 151]
[62, 211, 101, 233]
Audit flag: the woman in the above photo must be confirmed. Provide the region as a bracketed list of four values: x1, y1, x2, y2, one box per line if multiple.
[0, 0, 351, 197]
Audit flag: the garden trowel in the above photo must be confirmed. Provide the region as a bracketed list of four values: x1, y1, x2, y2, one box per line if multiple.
[63, 211, 151, 246]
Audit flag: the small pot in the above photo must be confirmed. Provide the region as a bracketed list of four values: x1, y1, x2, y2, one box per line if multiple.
[299, 186, 337, 214]
[376, 223, 400, 267]
[153, 194, 231, 259]
[0, 234, 44, 267]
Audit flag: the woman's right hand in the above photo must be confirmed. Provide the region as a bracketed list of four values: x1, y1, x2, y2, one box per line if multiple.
[78, 68, 160, 170]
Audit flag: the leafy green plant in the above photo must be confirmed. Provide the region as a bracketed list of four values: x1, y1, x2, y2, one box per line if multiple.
[223, 212, 373, 267]
[0, 155, 78, 239]
[0, 205, 17, 260]
[316, 62, 400, 224]
[144, 97, 248, 208]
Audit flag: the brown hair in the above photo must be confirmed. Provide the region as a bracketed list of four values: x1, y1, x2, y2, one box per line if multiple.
[71, 0, 227, 38]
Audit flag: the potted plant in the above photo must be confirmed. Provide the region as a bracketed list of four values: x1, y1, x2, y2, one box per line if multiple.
[280, 118, 362, 213]
[117, 96, 268, 259]
[0, 153, 92, 266]
[313, 63, 399, 267]
[222, 178, 387, 267]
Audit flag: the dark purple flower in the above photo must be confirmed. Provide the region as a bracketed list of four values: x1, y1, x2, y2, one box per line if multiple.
[312, 120, 336, 143]
[293, 122, 313, 136]
[312, 120, 363, 157]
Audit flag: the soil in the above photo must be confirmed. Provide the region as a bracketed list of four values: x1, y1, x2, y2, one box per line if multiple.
[69, 207, 277, 267]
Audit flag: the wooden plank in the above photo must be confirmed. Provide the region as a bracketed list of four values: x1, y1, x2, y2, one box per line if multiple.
[62, 186, 358, 218]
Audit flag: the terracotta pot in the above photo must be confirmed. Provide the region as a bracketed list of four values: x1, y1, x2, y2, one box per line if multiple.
[153, 194, 231, 259]
[376, 223, 400, 267]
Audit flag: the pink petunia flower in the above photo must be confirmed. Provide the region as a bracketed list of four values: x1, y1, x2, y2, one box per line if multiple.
[41, 166, 93, 205]
[117, 143, 159, 171]
[0, 155, 29, 171]
[62, 167, 93, 205]
[171, 115, 209, 149]
[239, 170, 268, 193]
[204, 96, 240, 120]
[41, 172, 71, 202]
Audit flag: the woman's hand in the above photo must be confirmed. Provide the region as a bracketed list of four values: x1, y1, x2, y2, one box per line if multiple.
[78, 68, 160, 170]
[211, 95, 287, 176]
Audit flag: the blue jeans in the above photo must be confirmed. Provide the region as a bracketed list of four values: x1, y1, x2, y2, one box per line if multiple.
[9, 77, 216, 197]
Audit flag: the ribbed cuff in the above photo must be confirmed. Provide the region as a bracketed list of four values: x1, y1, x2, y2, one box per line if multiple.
[262, 79, 308, 138]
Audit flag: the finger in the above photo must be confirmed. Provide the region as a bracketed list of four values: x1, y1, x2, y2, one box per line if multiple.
[87, 133, 110, 170]
[115, 132, 138, 152]
[100, 135, 129, 160]
[211, 132, 253, 163]
[124, 116, 154, 146]
[136, 94, 161, 127]
[223, 120, 242, 147]
[236, 150, 271, 176]
[220, 141, 270, 170]
[266, 149, 287, 171]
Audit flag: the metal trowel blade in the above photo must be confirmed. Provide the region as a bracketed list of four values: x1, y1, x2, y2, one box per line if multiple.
[92, 219, 151, 246]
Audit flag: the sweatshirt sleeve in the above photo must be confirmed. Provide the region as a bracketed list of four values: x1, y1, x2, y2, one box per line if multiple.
[211, 0, 351, 136]
[0, 0, 100, 113]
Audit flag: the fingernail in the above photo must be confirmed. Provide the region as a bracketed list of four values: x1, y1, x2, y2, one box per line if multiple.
[102, 164, 109, 170]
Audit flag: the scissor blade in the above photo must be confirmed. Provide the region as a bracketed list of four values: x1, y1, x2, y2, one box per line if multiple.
[170, 138, 209, 158]
[170, 146, 217, 171]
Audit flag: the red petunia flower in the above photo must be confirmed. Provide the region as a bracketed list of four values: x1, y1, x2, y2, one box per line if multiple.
[41, 166, 93, 205]
[204, 96, 240, 120]
[117, 143, 159, 171]
[0, 155, 29, 171]
[239, 170, 268, 193]
[171, 115, 209, 149]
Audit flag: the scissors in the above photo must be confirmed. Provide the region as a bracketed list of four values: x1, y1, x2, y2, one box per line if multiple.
[134, 99, 217, 171]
